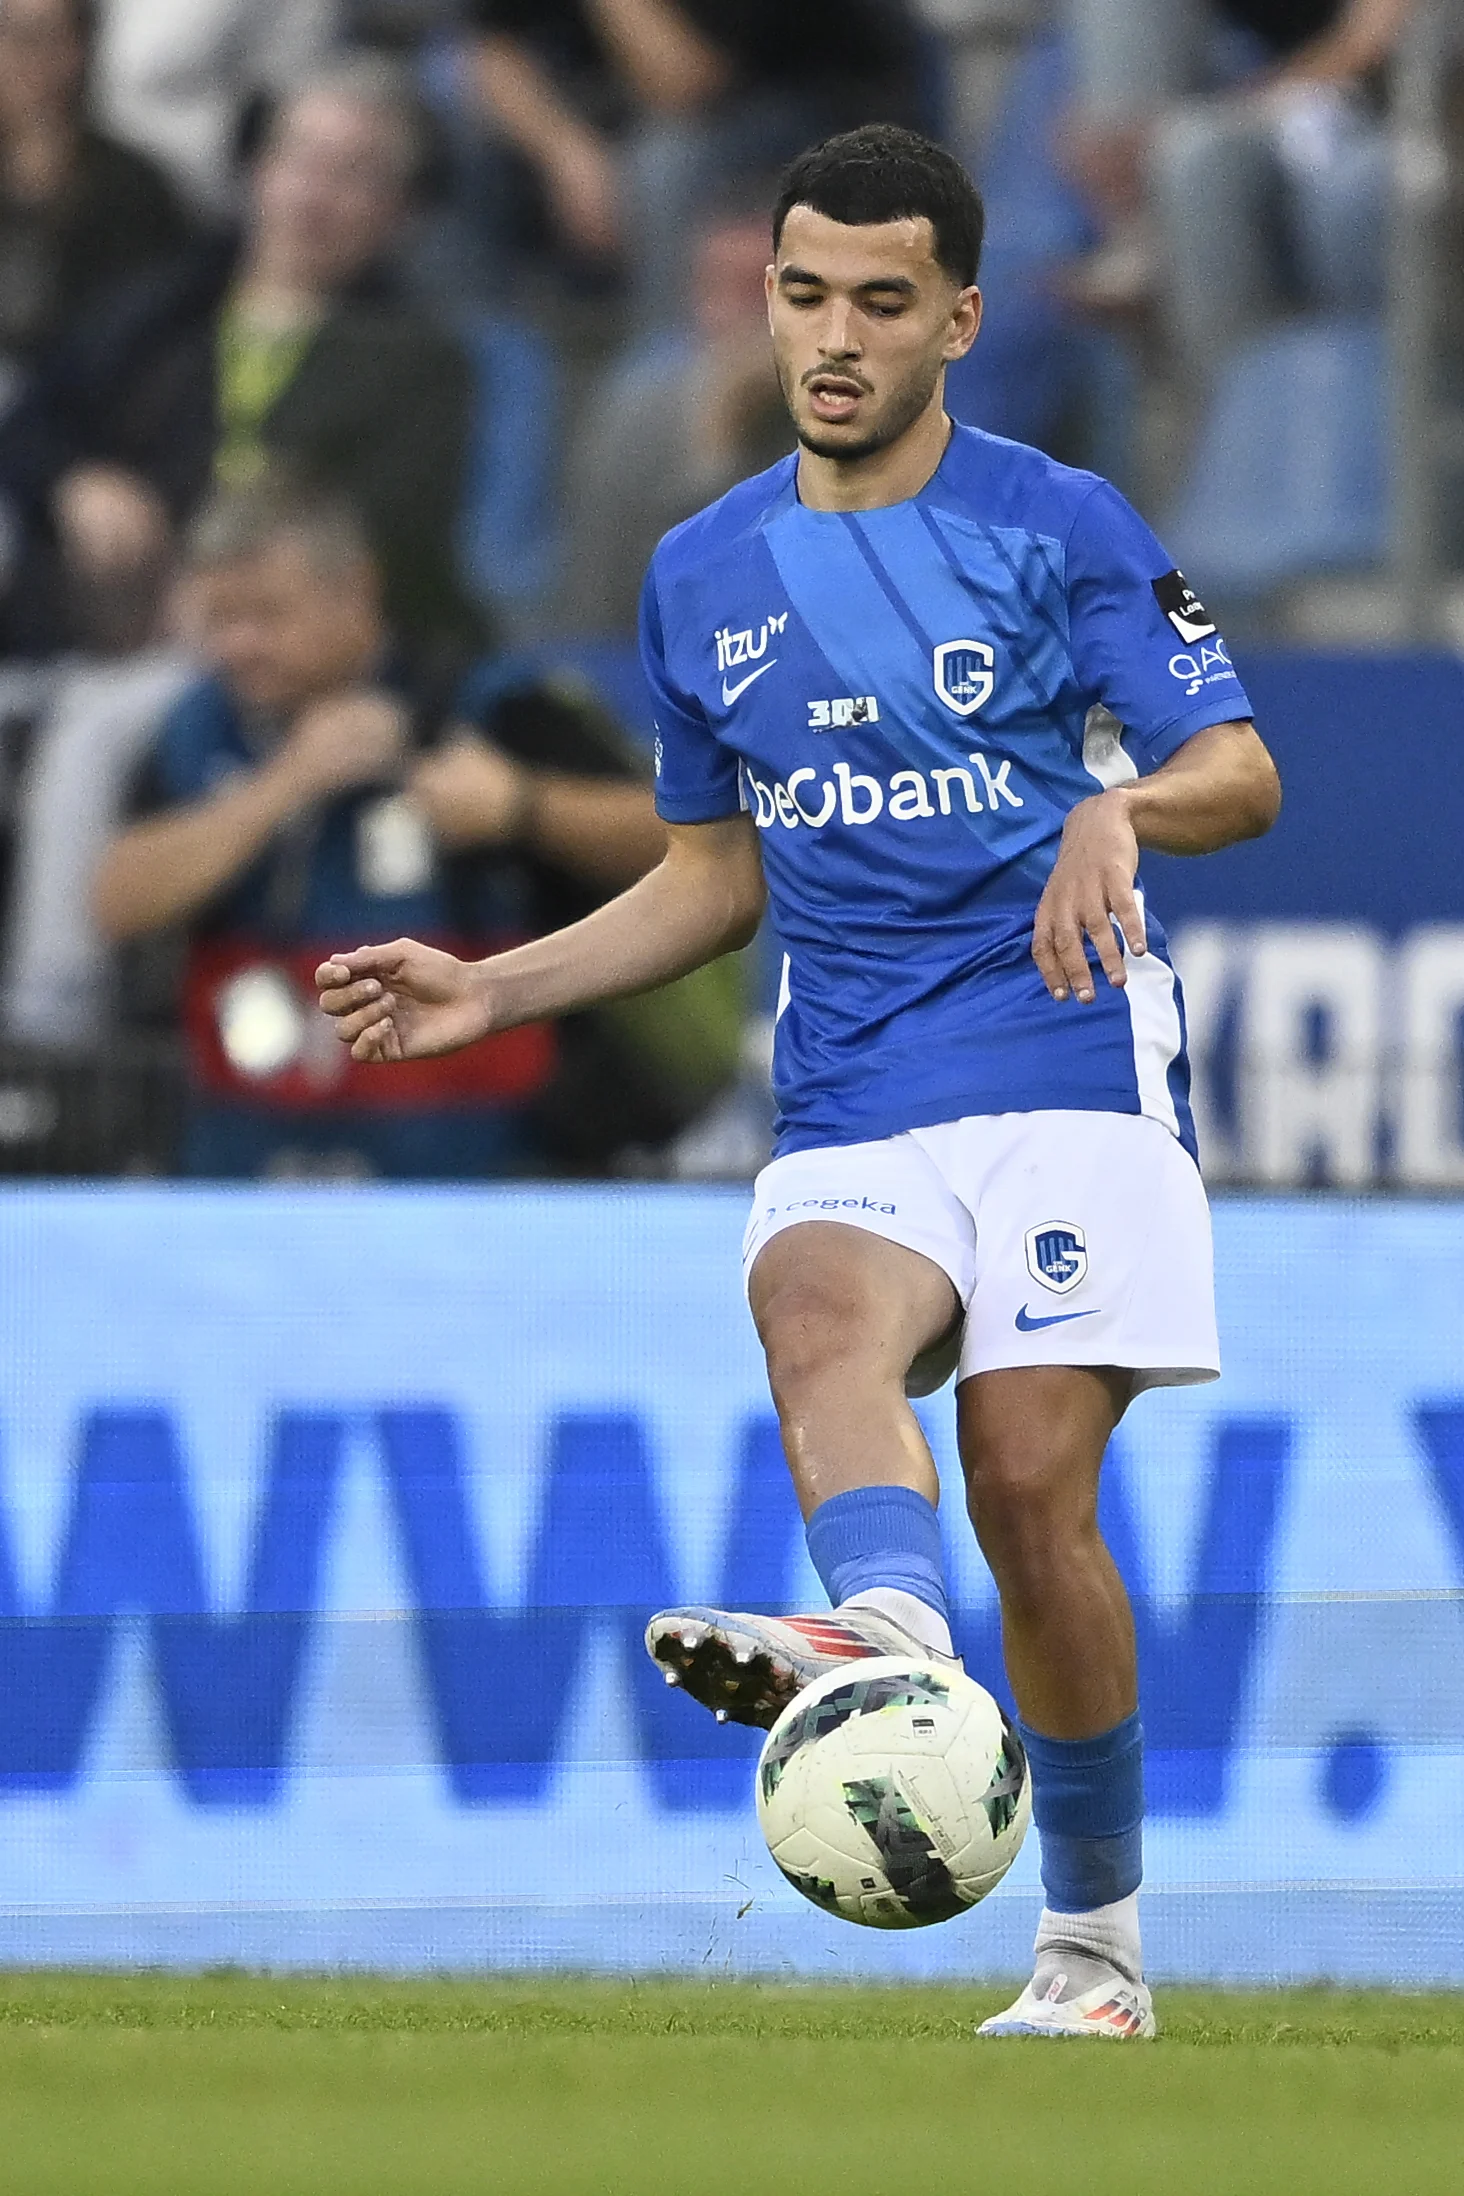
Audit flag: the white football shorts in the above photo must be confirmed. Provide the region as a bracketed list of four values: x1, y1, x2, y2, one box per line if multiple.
[742, 1109, 1219, 1396]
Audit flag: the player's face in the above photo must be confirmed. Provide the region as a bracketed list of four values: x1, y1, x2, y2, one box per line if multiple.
[767, 206, 980, 463]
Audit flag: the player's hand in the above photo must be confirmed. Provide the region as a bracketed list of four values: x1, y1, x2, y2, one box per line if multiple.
[315, 940, 494, 1063]
[1031, 789, 1145, 1005]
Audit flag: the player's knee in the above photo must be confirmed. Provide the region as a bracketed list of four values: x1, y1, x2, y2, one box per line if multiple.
[964, 1440, 1094, 1588]
[755, 1275, 884, 1408]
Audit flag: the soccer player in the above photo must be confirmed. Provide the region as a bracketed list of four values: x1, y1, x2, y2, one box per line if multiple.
[316, 124, 1280, 2038]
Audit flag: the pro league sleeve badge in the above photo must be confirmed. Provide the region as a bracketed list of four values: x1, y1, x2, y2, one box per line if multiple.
[1153, 568, 1218, 645]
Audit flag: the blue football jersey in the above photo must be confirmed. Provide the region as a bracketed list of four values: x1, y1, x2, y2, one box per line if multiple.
[641, 424, 1253, 1160]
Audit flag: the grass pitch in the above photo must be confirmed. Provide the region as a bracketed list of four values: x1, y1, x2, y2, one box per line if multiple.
[0, 1972, 1458, 2196]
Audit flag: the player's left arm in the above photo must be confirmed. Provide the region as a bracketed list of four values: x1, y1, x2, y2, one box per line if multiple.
[1032, 720, 1280, 1006]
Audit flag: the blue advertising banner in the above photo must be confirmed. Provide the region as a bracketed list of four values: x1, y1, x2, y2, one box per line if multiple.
[1142, 653, 1464, 1191]
[0, 1187, 1460, 1985]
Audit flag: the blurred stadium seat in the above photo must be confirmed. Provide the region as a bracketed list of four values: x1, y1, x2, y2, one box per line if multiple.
[1164, 319, 1388, 604]
[0, 1038, 181, 1177]
[457, 314, 565, 611]
[940, 24, 1139, 489]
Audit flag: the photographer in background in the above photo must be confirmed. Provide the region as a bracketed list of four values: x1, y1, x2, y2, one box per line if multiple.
[93, 475, 739, 1178]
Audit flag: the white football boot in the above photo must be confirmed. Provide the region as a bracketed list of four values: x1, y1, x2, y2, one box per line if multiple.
[645, 1604, 953, 1729]
[976, 1949, 1156, 2040]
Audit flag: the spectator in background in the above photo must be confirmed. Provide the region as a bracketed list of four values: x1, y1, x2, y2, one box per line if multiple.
[0, 53, 483, 661]
[2, 647, 199, 1047]
[463, 0, 918, 325]
[90, 0, 340, 217]
[559, 185, 791, 634]
[1062, 0, 1416, 384]
[0, 0, 192, 1056]
[90, 475, 729, 1179]
[345, 2, 460, 51]
[0, 0, 188, 423]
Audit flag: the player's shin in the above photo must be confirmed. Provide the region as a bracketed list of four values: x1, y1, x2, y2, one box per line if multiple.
[804, 1483, 956, 1659]
[1018, 1711, 1146, 1984]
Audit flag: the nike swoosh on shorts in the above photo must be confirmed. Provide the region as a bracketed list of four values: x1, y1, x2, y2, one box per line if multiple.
[722, 660, 777, 705]
[1014, 1305, 1101, 1332]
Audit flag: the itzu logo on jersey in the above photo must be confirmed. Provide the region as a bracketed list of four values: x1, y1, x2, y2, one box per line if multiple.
[714, 612, 787, 671]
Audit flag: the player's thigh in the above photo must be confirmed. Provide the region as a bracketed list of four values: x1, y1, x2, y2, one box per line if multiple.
[749, 1221, 961, 1390]
[744, 1137, 972, 1386]
[938, 1110, 1219, 1392]
[955, 1363, 1133, 1541]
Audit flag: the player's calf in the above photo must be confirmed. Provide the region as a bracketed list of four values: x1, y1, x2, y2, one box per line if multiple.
[957, 1370, 1152, 2035]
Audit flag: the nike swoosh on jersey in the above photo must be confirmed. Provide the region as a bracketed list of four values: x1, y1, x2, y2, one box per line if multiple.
[722, 660, 777, 705]
[1014, 1305, 1101, 1333]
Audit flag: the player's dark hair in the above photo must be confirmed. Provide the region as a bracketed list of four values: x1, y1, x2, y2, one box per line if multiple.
[772, 125, 985, 288]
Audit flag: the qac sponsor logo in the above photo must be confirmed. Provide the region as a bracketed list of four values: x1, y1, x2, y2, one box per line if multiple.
[1169, 639, 1233, 698]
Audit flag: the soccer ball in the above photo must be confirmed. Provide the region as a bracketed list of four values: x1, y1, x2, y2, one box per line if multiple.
[755, 1656, 1030, 1929]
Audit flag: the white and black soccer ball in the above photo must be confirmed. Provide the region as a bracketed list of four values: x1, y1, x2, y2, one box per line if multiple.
[755, 1656, 1030, 1930]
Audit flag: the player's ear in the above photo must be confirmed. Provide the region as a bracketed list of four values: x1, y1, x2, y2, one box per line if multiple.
[944, 286, 982, 364]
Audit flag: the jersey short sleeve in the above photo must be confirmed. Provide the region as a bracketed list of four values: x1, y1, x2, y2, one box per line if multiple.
[639, 561, 743, 825]
[1065, 480, 1252, 768]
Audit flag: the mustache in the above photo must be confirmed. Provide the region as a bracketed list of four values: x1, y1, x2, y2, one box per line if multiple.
[801, 366, 874, 393]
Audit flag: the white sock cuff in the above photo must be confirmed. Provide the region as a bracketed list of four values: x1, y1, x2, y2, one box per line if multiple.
[1035, 1892, 1143, 1983]
[837, 1588, 954, 1659]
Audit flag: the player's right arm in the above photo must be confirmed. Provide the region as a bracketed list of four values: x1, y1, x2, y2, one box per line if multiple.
[315, 813, 765, 1065]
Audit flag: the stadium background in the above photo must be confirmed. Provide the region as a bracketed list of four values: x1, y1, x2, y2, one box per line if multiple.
[0, 0, 1459, 1996]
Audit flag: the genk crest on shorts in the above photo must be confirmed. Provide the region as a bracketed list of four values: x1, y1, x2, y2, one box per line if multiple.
[1023, 1221, 1088, 1295]
[932, 639, 995, 717]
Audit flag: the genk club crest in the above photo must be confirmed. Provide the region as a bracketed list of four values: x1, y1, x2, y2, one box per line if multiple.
[933, 639, 995, 717]
[1024, 1222, 1089, 1296]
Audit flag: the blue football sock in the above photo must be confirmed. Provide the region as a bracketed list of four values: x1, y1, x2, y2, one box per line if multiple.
[1019, 1711, 1144, 1915]
[804, 1484, 950, 1625]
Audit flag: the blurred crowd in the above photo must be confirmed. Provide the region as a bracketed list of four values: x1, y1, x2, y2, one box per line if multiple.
[0, 0, 1455, 1181]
